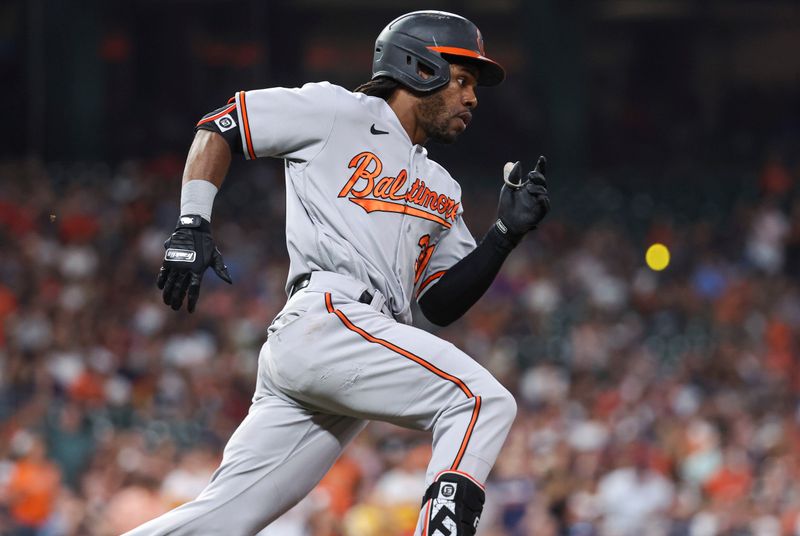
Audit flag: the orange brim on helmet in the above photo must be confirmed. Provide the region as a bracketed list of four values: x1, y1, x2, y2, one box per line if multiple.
[372, 11, 506, 93]
[428, 46, 505, 87]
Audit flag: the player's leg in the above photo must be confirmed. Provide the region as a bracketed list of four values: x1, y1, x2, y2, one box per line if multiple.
[416, 470, 486, 536]
[330, 298, 512, 536]
[122, 342, 365, 536]
[268, 289, 516, 535]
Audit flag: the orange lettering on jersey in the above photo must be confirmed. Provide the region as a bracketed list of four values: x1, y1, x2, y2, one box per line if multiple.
[414, 234, 436, 284]
[373, 175, 394, 199]
[406, 179, 423, 202]
[388, 170, 408, 201]
[340, 152, 460, 229]
[409, 180, 427, 205]
[437, 194, 448, 213]
[339, 152, 382, 198]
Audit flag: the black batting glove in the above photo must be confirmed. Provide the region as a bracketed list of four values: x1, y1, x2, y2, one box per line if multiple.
[495, 156, 551, 245]
[156, 215, 232, 313]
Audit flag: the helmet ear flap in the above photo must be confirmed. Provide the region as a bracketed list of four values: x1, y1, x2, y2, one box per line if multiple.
[372, 10, 505, 90]
[372, 32, 451, 92]
[415, 58, 436, 77]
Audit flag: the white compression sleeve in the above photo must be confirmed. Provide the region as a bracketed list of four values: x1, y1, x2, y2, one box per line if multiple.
[180, 179, 218, 222]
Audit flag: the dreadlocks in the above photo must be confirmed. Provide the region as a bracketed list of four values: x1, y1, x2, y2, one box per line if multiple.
[354, 77, 401, 100]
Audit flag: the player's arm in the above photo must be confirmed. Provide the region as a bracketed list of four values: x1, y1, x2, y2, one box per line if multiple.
[182, 129, 233, 189]
[418, 158, 550, 326]
[155, 105, 243, 313]
[418, 224, 517, 326]
[156, 86, 338, 312]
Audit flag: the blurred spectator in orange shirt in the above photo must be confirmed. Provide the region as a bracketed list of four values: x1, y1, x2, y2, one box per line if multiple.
[3, 431, 61, 535]
[704, 447, 753, 503]
[315, 449, 363, 519]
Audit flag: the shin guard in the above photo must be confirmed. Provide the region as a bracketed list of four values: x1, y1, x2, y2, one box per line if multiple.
[420, 471, 485, 536]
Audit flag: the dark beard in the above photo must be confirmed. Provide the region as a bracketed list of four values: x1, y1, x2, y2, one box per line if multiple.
[418, 91, 458, 144]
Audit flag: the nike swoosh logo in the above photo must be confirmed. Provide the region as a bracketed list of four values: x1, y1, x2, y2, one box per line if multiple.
[370, 124, 389, 135]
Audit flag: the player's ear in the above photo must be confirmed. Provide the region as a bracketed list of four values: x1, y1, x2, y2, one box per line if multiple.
[417, 63, 434, 80]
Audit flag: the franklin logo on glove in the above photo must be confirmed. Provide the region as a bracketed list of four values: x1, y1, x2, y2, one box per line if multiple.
[157, 214, 232, 312]
[164, 249, 196, 262]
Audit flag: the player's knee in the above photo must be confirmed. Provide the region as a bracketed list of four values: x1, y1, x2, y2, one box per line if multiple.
[484, 384, 517, 431]
[502, 388, 517, 421]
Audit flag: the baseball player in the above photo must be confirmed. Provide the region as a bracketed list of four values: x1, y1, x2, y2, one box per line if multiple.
[129, 10, 549, 536]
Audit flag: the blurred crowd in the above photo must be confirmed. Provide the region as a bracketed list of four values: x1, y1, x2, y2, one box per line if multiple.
[2, 152, 800, 536]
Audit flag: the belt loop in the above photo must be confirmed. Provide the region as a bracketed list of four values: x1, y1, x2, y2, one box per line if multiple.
[369, 291, 386, 314]
[289, 274, 312, 297]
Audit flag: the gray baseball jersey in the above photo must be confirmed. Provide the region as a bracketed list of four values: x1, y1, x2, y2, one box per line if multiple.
[234, 82, 476, 323]
[125, 82, 516, 536]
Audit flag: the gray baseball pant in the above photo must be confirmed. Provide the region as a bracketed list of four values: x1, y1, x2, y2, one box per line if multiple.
[123, 271, 516, 535]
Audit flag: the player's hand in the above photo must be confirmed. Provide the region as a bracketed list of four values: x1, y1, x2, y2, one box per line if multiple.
[156, 215, 232, 313]
[496, 156, 550, 240]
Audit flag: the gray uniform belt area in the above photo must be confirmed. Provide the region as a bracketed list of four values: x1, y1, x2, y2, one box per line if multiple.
[290, 272, 374, 305]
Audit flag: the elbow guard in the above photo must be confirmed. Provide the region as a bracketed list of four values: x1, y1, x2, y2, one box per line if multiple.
[195, 102, 243, 154]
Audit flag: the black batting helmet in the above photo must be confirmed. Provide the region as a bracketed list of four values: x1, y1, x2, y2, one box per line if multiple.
[372, 11, 505, 93]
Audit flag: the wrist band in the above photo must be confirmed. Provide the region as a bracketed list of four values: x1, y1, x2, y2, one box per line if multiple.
[493, 219, 522, 248]
[180, 179, 218, 222]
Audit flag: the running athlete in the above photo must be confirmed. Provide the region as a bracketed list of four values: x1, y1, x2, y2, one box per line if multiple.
[130, 10, 549, 536]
